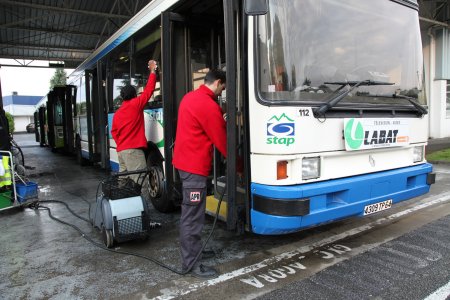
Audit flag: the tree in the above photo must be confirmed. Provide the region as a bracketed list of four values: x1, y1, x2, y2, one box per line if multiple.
[49, 68, 67, 89]
[5, 111, 14, 133]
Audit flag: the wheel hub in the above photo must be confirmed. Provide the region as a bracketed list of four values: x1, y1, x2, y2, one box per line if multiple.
[148, 165, 164, 198]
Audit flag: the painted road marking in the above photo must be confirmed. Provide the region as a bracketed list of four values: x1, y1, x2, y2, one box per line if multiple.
[153, 191, 450, 300]
[241, 244, 352, 288]
[423, 280, 450, 300]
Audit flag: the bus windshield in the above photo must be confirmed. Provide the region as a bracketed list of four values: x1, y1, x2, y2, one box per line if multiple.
[257, 0, 426, 107]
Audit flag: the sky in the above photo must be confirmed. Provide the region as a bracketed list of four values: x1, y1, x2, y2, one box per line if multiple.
[0, 59, 74, 98]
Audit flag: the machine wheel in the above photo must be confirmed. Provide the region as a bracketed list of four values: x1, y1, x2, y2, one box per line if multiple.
[103, 228, 114, 248]
[145, 159, 175, 213]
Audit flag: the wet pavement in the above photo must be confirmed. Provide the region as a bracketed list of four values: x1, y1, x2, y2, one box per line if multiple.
[1, 133, 450, 299]
[0, 134, 321, 299]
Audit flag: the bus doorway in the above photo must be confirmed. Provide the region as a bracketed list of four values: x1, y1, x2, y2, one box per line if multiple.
[149, 8, 228, 213]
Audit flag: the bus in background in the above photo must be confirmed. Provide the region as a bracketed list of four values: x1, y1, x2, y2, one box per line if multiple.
[34, 86, 77, 153]
[34, 97, 47, 147]
[68, 69, 105, 166]
[65, 0, 434, 234]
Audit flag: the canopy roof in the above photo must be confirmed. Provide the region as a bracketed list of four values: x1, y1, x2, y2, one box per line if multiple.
[0, 0, 448, 70]
[0, 0, 149, 69]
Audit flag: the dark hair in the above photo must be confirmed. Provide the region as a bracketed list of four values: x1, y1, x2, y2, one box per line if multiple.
[120, 85, 137, 100]
[204, 69, 226, 85]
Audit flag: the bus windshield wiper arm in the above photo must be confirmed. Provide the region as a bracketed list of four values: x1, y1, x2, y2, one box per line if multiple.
[392, 94, 428, 116]
[313, 80, 394, 116]
[365, 93, 428, 116]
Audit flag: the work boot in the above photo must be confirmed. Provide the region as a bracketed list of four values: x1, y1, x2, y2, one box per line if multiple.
[190, 264, 218, 279]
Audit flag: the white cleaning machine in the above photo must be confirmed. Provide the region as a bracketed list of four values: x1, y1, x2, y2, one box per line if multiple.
[90, 170, 151, 248]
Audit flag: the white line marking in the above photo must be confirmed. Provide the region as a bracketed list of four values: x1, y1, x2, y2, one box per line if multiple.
[423, 280, 450, 300]
[153, 191, 450, 300]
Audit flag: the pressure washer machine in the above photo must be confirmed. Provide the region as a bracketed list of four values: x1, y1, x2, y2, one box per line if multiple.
[90, 169, 151, 248]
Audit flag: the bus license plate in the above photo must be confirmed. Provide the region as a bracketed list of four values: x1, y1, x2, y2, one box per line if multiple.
[364, 199, 393, 215]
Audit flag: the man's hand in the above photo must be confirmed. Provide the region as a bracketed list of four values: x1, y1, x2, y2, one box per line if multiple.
[148, 60, 158, 73]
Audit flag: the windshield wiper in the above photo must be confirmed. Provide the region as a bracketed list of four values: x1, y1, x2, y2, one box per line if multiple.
[392, 94, 428, 116]
[313, 80, 394, 116]
[364, 93, 428, 116]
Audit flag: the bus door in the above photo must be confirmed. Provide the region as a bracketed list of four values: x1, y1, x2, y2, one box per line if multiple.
[37, 106, 46, 147]
[159, 11, 219, 212]
[63, 85, 76, 155]
[93, 62, 108, 169]
[50, 88, 65, 151]
[33, 111, 39, 143]
[86, 70, 102, 163]
[46, 91, 56, 149]
[160, 9, 241, 229]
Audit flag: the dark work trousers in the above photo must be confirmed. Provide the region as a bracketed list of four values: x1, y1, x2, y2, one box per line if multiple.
[178, 170, 207, 270]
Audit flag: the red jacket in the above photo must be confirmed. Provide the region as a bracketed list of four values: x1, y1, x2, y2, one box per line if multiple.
[173, 85, 227, 176]
[111, 73, 157, 152]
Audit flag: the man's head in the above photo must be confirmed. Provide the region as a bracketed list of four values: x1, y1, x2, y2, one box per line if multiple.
[204, 69, 226, 97]
[120, 85, 137, 101]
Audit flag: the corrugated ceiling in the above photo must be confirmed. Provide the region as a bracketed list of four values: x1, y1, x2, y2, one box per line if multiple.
[0, 0, 150, 68]
[0, 0, 448, 69]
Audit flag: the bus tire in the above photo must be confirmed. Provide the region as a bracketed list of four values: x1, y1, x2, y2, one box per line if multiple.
[145, 160, 175, 213]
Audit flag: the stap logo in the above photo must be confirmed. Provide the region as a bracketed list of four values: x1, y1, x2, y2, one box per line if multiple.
[344, 118, 364, 149]
[266, 113, 296, 146]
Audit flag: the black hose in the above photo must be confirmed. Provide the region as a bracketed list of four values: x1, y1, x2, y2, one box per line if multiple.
[38, 204, 182, 273]
[40, 200, 90, 223]
[36, 181, 227, 275]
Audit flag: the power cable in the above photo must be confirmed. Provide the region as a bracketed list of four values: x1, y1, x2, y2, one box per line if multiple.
[36, 181, 226, 275]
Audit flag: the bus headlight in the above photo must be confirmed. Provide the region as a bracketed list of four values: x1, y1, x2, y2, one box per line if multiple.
[413, 146, 424, 163]
[302, 157, 320, 180]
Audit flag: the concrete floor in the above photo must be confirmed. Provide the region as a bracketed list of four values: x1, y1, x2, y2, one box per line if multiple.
[0, 134, 310, 299]
[2, 133, 450, 299]
[0, 135, 195, 298]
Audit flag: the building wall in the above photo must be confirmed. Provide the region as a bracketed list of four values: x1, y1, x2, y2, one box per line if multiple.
[3, 95, 40, 133]
[422, 29, 450, 139]
[14, 116, 33, 133]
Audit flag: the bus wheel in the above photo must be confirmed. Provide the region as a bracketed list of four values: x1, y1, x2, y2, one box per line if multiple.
[146, 162, 175, 213]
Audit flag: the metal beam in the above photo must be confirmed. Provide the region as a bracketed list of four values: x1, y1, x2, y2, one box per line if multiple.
[0, 43, 93, 54]
[0, 25, 103, 38]
[0, 0, 131, 20]
[0, 14, 49, 28]
[420, 16, 450, 27]
[0, 55, 84, 62]
[0, 63, 80, 69]
[95, 0, 120, 49]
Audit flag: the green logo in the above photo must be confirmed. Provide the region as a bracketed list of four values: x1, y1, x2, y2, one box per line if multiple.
[344, 118, 364, 149]
[268, 113, 294, 122]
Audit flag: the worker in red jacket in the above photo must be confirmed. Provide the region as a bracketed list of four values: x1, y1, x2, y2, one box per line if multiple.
[111, 59, 158, 181]
[173, 69, 227, 279]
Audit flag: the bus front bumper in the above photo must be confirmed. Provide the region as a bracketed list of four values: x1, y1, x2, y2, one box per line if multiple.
[250, 163, 434, 235]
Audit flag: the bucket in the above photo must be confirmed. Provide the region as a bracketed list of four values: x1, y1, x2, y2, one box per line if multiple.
[0, 191, 12, 209]
[15, 182, 38, 203]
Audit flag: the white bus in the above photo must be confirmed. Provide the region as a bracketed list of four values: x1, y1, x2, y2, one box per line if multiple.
[67, 0, 435, 234]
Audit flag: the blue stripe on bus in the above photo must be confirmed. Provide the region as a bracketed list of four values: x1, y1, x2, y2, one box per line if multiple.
[250, 163, 433, 235]
[110, 160, 119, 172]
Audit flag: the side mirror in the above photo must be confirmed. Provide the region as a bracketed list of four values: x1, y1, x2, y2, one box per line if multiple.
[244, 0, 269, 15]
